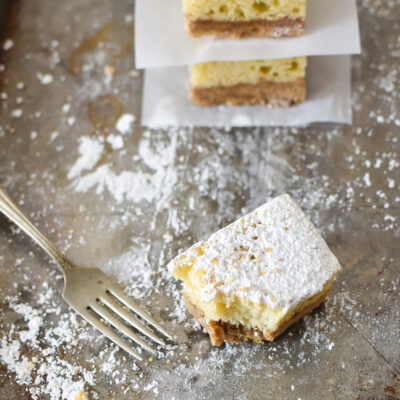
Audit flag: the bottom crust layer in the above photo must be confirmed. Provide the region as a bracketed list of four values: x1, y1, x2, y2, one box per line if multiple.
[190, 78, 306, 107]
[186, 16, 305, 38]
[183, 290, 329, 346]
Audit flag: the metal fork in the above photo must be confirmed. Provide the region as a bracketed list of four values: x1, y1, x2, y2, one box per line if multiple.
[0, 186, 173, 361]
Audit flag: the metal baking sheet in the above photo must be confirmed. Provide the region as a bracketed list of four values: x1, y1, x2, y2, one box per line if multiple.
[0, 1, 399, 399]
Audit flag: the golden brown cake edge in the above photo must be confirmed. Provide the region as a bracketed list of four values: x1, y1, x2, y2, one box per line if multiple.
[183, 290, 329, 346]
[186, 15, 305, 38]
[190, 78, 306, 107]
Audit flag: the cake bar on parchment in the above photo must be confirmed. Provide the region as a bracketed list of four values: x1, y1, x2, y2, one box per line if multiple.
[190, 57, 307, 107]
[184, 0, 306, 38]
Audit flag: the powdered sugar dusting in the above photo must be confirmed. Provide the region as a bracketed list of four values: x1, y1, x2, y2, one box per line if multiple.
[115, 113, 136, 134]
[0, 290, 94, 400]
[67, 136, 104, 180]
[36, 72, 54, 85]
[169, 194, 341, 309]
[67, 129, 179, 204]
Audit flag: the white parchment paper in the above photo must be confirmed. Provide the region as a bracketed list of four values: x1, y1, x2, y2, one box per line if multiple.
[141, 56, 351, 127]
[135, 0, 360, 69]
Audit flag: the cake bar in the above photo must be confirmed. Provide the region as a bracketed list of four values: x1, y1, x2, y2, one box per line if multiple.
[168, 194, 342, 346]
[190, 57, 307, 107]
[183, 0, 306, 38]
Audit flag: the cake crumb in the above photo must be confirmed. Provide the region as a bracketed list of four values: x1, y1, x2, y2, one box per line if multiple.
[74, 389, 88, 400]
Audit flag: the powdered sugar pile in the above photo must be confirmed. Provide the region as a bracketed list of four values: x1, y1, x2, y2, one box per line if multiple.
[0, 290, 95, 400]
[115, 113, 136, 134]
[67, 128, 181, 205]
[67, 137, 104, 180]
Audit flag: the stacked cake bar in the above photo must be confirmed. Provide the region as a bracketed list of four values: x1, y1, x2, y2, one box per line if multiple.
[184, 0, 306, 38]
[190, 57, 307, 106]
[137, 0, 360, 125]
[186, 0, 308, 107]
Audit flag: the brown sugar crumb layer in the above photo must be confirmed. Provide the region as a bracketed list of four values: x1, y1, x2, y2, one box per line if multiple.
[186, 16, 305, 38]
[190, 78, 306, 107]
[183, 291, 329, 346]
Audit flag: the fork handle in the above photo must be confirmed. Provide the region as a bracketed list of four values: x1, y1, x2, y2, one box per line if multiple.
[0, 186, 73, 273]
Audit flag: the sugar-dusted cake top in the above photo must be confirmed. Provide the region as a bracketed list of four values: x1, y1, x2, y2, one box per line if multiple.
[168, 194, 342, 310]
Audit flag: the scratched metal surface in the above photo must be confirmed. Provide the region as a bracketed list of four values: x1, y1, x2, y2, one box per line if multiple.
[0, 0, 399, 399]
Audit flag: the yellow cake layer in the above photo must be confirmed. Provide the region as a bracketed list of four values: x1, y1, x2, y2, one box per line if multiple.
[190, 57, 307, 88]
[174, 263, 334, 332]
[183, 0, 306, 22]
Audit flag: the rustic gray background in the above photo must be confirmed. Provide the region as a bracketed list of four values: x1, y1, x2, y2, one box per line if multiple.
[0, 0, 399, 399]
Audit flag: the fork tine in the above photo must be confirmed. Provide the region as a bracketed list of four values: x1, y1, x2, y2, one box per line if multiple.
[91, 302, 156, 354]
[108, 288, 175, 341]
[79, 307, 143, 361]
[100, 294, 165, 346]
